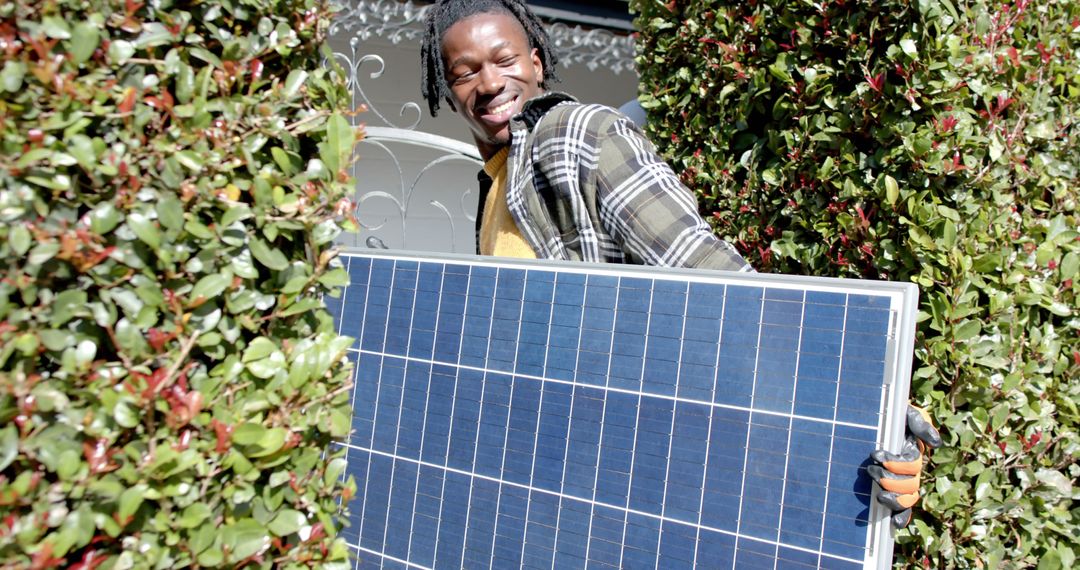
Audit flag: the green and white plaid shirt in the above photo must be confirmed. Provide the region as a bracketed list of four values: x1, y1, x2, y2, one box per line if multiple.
[476, 92, 752, 272]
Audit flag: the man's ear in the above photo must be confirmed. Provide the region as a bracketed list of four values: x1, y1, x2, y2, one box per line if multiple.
[530, 47, 544, 87]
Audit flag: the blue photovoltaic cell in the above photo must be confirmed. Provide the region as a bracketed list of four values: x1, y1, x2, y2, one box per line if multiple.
[327, 252, 910, 570]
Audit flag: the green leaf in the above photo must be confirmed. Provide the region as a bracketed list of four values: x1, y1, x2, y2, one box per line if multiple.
[231, 248, 260, 279]
[70, 22, 100, 64]
[243, 337, 277, 363]
[175, 150, 204, 172]
[899, 38, 918, 58]
[1038, 551, 1062, 570]
[0, 425, 17, 472]
[223, 519, 269, 561]
[321, 114, 354, 174]
[1, 61, 26, 92]
[1060, 252, 1078, 281]
[127, 211, 162, 249]
[884, 175, 899, 205]
[8, 224, 31, 255]
[249, 238, 289, 271]
[232, 424, 267, 447]
[176, 62, 196, 103]
[267, 509, 306, 536]
[247, 350, 286, 379]
[41, 16, 72, 39]
[15, 149, 50, 169]
[26, 173, 71, 191]
[232, 423, 287, 457]
[953, 319, 981, 341]
[118, 484, 146, 522]
[189, 46, 223, 69]
[271, 147, 302, 176]
[114, 400, 139, 428]
[135, 22, 172, 48]
[107, 40, 135, 65]
[284, 70, 308, 98]
[156, 196, 185, 231]
[318, 267, 349, 289]
[179, 503, 212, 529]
[66, 134, 96, 168]
[942, 219, 957, 248]
[190, 273, 230, 303]
[39, 330, 71, 351]
[51, 290, 88, 326]
[28, 242, 60, 266]
[89, 202, 122, 234]
[1035, 469, 1071, 496]
[279, 297, 322, 317]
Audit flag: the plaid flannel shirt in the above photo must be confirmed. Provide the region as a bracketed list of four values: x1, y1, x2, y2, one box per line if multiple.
[476, 92, 752, 272]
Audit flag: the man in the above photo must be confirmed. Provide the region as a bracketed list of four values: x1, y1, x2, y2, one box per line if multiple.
[420, 0, 940, 528]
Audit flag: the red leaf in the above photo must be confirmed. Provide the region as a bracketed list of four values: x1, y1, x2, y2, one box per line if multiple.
[1006, 46, 1020, 66]
[865, 72, 885, 94]
[211, 419, 233, 454]
[249, 58, 264, 81]
[118, 88, 137, 114]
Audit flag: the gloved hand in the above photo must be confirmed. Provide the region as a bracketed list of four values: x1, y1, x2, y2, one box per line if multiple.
[868, 405, 943, 528]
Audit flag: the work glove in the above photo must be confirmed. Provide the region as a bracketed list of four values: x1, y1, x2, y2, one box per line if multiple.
[867, 405, 942, 528]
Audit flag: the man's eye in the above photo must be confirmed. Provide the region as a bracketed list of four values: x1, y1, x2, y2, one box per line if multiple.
[498, 57, 516, 66]
[451, 71, 474, 84]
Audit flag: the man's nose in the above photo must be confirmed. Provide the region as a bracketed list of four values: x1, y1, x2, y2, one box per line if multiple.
[477, 63, 504, 95]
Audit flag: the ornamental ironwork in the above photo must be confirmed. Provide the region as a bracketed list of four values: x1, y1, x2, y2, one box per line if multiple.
[330, 0, 637, 76]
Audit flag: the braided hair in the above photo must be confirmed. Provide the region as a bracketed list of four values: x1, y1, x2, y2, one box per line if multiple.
[420, 0, 560, 117]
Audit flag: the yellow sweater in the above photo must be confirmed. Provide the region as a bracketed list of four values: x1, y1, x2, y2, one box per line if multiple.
[479, 148, 536, 259]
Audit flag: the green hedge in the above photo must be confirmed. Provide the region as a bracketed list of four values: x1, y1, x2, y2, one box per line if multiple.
[632, 0, 1077, 567]
[0, 0, 357, 567]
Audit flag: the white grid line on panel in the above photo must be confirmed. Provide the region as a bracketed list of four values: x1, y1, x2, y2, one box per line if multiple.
[432, 364, 461, 569]
[693, 281, 724, 568]
[536, 271, 569, 570]
[617, 278, 654, 569]
[653, 279, 691, 566]
[486, 271, 520, 570]
[340, 443, 864, 566]
[346, 349, 878, 433]
[732, 290, 768, 570]
[818, 294, 851, 566]
[580, 275, 611, 567]
[507, 269, 544, 569]
[380, 267, 420, 554]
[354, 258, 393, 548]
[433, 270, 490, 568]
[550, 271, 588, 568]
[405, 266, 445, 564]
[351, 543, 431, 570]
[774, 290, 809, 570]
[338, 260, 361, 570]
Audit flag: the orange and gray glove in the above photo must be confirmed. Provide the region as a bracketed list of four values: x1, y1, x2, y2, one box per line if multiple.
[868, 405, 942, 528]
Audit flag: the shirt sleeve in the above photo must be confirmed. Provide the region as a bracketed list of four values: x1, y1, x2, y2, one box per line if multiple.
[593, 112, 754, 272]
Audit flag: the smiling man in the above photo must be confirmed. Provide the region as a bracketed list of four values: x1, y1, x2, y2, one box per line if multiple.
[419, 0, 940, 529]
[421, 0, 751, 269]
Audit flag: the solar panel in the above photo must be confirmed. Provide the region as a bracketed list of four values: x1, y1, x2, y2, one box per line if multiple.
[326, 250, 918, 570]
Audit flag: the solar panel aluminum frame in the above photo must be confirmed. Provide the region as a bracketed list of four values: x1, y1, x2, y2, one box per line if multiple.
[331, 248, 919, 570]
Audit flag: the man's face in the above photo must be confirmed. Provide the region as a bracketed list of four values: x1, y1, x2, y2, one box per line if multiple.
[441, 12, 544, 158]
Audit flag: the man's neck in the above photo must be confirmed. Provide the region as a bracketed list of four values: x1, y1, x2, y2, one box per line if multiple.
[476, 140, 510, 163]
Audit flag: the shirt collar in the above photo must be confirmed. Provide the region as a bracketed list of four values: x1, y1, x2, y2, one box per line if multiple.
[513, 91, 578, 129]
[482, 147, 510, 178]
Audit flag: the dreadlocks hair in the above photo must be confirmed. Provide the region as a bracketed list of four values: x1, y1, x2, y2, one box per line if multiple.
[420, 0, 560, 117]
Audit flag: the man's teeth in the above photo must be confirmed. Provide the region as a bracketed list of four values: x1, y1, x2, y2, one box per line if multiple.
[488, 99, 515, 115]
